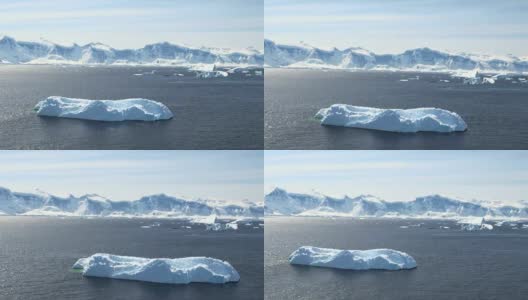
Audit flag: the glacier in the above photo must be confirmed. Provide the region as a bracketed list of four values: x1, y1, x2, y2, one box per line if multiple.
[0, 186, 263, 219]
[265, 188, 528, 220]
[289, 246, 416, 270]
[73, 254, 240, 284]
[264, 39, 528, 74]
[315, 105, 467, 133]
[34, 97, 173, 122]
[0, 35, 263, 66]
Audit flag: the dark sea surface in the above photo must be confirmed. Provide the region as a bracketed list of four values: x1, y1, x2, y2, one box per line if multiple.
[265, 69, 528, 149]
[0, 217, 263, 300]
[0, 65, 263, 149]
[265, 217, 528, 300]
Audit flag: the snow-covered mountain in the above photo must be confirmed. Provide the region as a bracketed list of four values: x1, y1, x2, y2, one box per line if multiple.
[0, 36, 263, 66]
[264, 39, 528, 73]
[0, 186, 263, 218]
[265, 188, 528, 219]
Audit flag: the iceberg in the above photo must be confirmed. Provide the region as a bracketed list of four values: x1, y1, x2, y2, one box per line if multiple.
[458, 217, 493, 231]
[315, 105, 467, 133]
[34, 97, 173, 121]
[289, 246, 417, 270]
[72, 253, 240, 284]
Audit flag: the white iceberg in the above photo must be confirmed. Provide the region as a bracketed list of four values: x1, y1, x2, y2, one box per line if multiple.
[315, 105, 467, 133]
[35, 96, 173, 121]
[289, 246, 417, 270]
[458, 217, 493, 231]
[72, 253, 240, 284]
[206, 221, 239, 231]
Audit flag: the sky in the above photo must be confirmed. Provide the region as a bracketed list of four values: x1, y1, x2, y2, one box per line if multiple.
[0, 0, 263, 50]
[265, 151, 528, 205]
[265, 0, 528, 56]
[0, 151, 263, 203]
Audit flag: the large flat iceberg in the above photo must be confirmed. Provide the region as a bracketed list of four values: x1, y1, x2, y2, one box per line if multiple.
[289, 246, 417, 270]
[72, 253, 240, 284]
[35, 96, 173, 121]
[315, 105, 467, 133]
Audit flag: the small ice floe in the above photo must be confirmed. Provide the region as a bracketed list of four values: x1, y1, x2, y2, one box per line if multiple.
[440, 79, 450, 83]
[73, 253, 240, 284]
[522, 224, 528, 229]
[404, 76, 419, 81]
[35, 97, 173, 122]
[196, 71, 228, 78]
[141, 222, 161, 229]
[289, 246, 416, 270]
[399, 79, 409, 82]
[255, 70, 263, 76]
[133, 73, 143, 76]
[315, 105, 467, 133]
[441, 226, 450, 229]
[458, 217, 493, 231]
[399, 225, 409, 229]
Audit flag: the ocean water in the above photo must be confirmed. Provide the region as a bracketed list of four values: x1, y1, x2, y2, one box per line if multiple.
[265, 217, 528, 300]
[0, 217, 263, 300]
[265, 69, 528, 149]
[0, 65, 263, 149]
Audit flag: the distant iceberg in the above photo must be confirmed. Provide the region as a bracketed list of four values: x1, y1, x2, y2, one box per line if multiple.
[458, 217, 494, 231]
[315, 105, 467, 133]
[73, 253, 240, 284]
[34, 96, 173, 121]
[289, 246, 417, 270]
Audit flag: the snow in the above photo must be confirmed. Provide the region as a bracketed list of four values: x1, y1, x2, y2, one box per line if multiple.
[34, 97, 173, 122]
[315, 105, 467, 133]
[0, 186, 263, 219]
[289, 246, 416, 270]
[265, 188, 528, 220]
[265, 39, 528, 74]
[72, 253, 240, 284]
[0, 35, 263, 67]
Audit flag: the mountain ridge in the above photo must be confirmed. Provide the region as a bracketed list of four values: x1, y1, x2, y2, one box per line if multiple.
[0, 186, 263, 218]
[0, 35, 263, 66]
[264, 39, 528, 73]
[265, 188, 527, 219]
